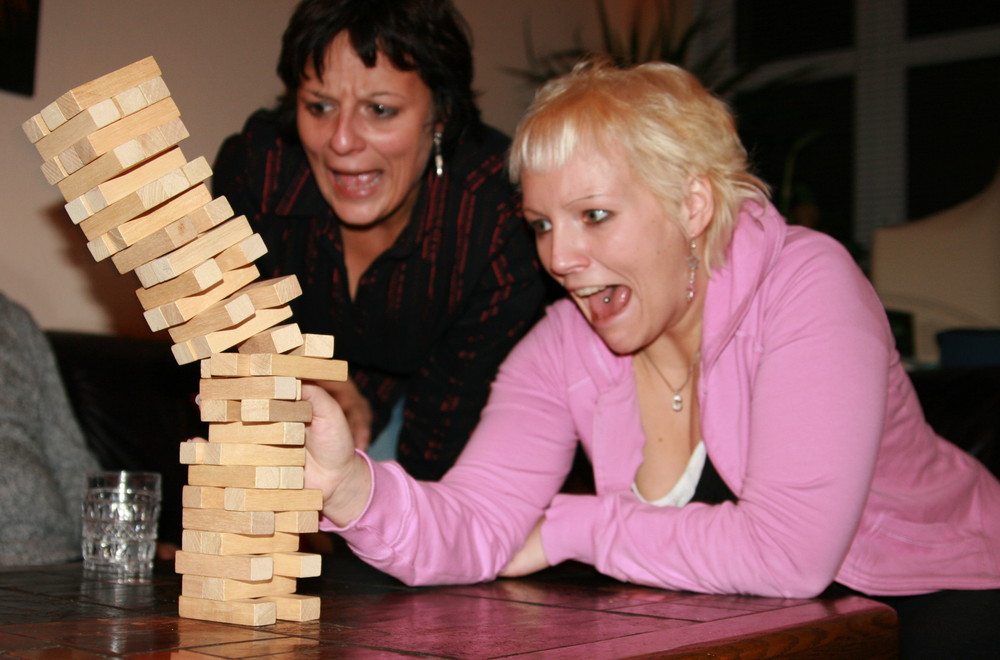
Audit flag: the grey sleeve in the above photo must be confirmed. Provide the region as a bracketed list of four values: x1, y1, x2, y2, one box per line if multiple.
[0, 294, 100, 566]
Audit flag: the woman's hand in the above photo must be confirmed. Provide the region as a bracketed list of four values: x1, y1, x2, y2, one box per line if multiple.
[499, 518, 550, 578]
[301, 383, 372, 526]
[320, 378, 373, 451]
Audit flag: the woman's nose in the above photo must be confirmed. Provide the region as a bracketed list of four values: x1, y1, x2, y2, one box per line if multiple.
[546, 225, 588, 276]
[329, 111, 364, 155]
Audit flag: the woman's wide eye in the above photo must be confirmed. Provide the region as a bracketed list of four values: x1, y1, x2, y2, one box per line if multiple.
[585, 209, 610, 223]
[304, 101, 332, 117]
[528, 218, 552, 235]
[370, 103, 398, 119]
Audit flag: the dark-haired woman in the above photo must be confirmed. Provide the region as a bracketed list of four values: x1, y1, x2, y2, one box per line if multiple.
[213, 0, 549, 480]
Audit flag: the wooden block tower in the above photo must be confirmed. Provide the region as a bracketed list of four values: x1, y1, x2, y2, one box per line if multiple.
[22, 57, 343, 626]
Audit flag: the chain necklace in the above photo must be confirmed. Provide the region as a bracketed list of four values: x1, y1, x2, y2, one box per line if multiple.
[642, 350, 701, 412]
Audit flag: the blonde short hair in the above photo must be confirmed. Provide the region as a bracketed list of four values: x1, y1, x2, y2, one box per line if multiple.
[509, 58, 769, 273]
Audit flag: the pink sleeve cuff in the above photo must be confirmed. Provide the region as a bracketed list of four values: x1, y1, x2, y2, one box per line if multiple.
[318, 449, 376, 533]
[541, 493, 600, 567]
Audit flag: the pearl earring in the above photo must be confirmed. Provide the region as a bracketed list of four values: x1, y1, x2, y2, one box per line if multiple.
[686, 239, 698, 303]
[433, 132, 443, 177]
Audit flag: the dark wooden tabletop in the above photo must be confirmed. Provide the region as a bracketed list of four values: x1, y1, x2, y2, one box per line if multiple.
[0, 541, 897, 658]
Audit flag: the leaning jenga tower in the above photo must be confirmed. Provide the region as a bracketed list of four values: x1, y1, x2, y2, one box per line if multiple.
[21, 56, 344, 626]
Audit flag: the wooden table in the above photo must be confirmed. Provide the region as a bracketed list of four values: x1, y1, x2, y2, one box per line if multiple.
[0, 541, 897, 658]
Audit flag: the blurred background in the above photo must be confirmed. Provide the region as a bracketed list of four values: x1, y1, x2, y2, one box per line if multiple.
[2, 0, 998, 364]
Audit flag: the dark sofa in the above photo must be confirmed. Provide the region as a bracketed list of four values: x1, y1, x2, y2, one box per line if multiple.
[47, 331, 206, 546]
[907, 367, 1000, 476]
[45, 331, 1000, 547]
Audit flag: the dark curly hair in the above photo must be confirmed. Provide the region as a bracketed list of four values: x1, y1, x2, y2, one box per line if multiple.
[276, 0, 481, 154]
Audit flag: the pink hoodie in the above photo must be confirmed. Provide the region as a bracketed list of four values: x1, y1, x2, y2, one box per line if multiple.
[332, 201, 1000, 597]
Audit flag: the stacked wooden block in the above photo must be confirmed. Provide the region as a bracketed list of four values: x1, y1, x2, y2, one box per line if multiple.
[22, 57, 346, 626]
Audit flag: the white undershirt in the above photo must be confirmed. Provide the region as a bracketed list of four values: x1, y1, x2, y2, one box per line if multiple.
[632, 441, 706, 508]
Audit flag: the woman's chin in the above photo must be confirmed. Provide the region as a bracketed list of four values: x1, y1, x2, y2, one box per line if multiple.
[331, 201, 383, 228]
[591, 319, 643, 356]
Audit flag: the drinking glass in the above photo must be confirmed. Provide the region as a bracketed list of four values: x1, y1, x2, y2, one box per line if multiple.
[81, 471, 161, 582]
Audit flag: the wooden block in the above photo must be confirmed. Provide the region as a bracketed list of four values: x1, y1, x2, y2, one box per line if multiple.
[214, 233, 268, 272]
[112, 86, 149, 116]
[136, 110, 190, 153]
[199, 376, 300, 401]
[277, 467, 305, 489]
[111, 75, 170, 116]
[181, 575, 296, 601]
[200, 399, 243, 423]
[181, 195, 234, 229]
[240, 399, 313, 423]
[178, 595, 276, 626]
[168, 294, 256, 343]
[182, 530, 300, 556]
[139, 75, 171, 104]
[135, 215, 251, 287]
[111, 222, 197, 272]
[82, 146, 188, 214]
[143, 306, 170, 335]
[271, 552, 322, 578]
[180, 442, 306, 467]
[275, 510, 319, 534]
[189, 464, 281, 488]
[76, 157, 211, 240]
[111, 195, 233, 274]
[288, 334, 335, 358]
[21, 114, 50, 143]
[54, 56, 161, 121]
[73, 167, 180, 233]
[174, 550, 273, 581]
[37, 103, 66, 131]
[237, 323, 303, 355]
[182, 485, 226, 509]
[263, 594, 321, 622]
[208, 422, 305, 446]
[183, 507, 274, 535]
[86, 234, 121, 263]
[249, 353, 348, 383]
[135, 258, 222, 310]
[40, 156, 69, 187]
[207, 354, 250, 375]
[205, 352, 252, 377]
[236, 275, 302, 310]
[110, 184, 213, 253]
[58, 96, 181, 174]
[33, 98, 122, 161]
[55, 117, 189, 201]
[182, 155, 213, 183]
[68, 146, 187, 222]
[172, 306, 294, 365]
[40, 100, 68, 131]
[188, 465, 303, 489]
[145, 264, 259, 331]
[225, 488, 323, 513]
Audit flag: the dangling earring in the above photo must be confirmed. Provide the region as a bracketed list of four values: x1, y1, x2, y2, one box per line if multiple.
[686, 239, 699, 303]
[433, 132, 444, 177]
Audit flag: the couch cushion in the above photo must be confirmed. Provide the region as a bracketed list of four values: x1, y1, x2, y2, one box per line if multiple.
[46, 331, 205, 546]
[908, 366, 1000, 478]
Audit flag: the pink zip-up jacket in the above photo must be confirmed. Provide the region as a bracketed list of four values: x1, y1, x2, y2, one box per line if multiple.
[333, 201, 1000, 597]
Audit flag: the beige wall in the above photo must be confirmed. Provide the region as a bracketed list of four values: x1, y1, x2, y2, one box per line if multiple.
[1, 0, 605, 336]
[2, 0, 298, 335]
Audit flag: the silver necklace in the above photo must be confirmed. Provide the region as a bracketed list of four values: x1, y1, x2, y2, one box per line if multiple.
[643, 350, 701, 412]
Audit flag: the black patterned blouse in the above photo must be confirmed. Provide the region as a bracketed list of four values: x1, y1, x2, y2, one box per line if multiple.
[212, 110, 549, 480]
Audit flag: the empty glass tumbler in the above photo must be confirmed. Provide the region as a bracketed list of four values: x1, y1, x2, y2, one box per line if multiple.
[81, 471, 161, 580]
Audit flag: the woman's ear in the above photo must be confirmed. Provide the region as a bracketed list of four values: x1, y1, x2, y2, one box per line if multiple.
[684, 175, 714, 239]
